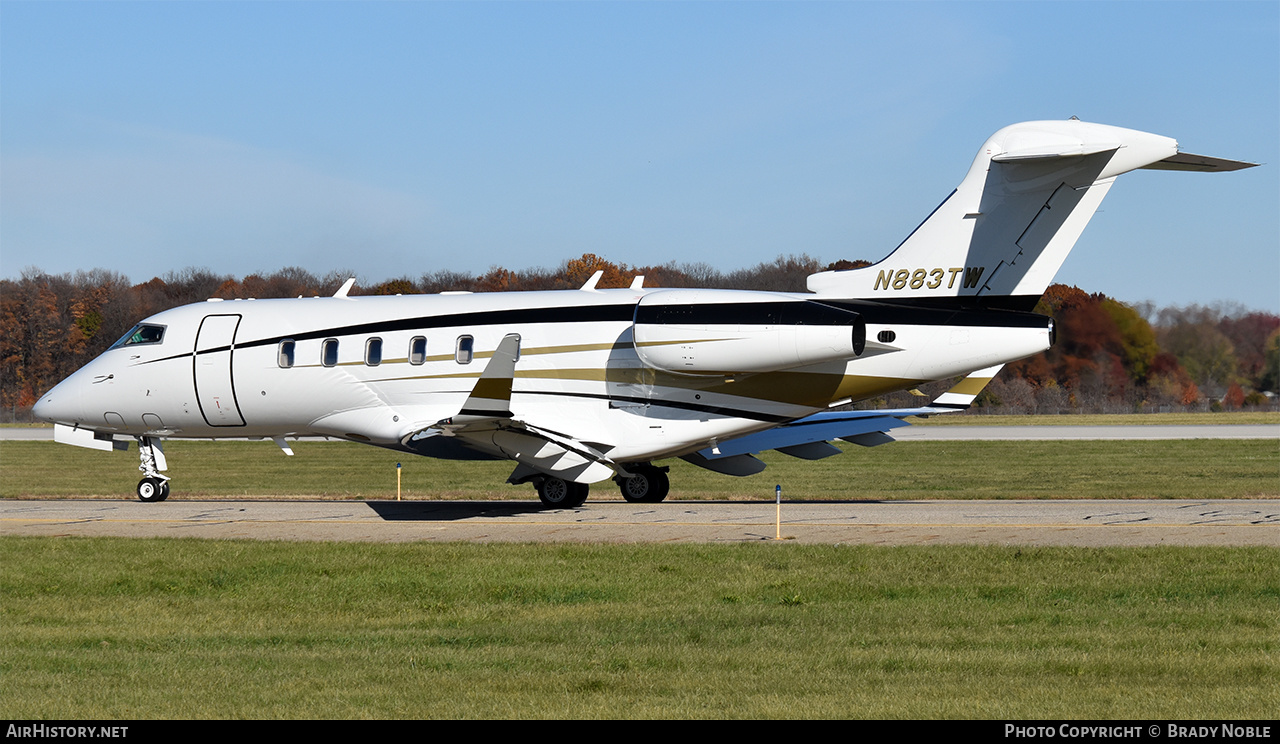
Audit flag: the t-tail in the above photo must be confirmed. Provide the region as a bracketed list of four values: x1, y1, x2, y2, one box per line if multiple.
[807, 119, 1255, 308]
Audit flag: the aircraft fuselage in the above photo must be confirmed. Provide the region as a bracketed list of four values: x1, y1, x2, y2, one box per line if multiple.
[35, 287, 1051, 465]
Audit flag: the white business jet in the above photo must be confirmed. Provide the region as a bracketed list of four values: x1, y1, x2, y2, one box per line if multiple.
[33, 120, 1254, 506]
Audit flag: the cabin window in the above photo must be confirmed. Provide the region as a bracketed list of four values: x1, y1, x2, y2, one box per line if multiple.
[109, 324, 166, 350]
[365, 338, 383, 366]
[455, 335, 474, 364]
[409, 336, 427, 365]
[322, 338, 339, 367]
[278, 339, 296, 368]
[877, 330, 896, 344]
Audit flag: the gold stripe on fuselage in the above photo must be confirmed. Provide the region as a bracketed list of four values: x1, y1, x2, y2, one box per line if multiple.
[369, 365, 919, 409]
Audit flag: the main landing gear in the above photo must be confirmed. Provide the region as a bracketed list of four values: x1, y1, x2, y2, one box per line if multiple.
[615, 464, 670, 504]
[529, 464, 672, 509]
[136, 436, 171, 503]
[535, 477, 590, 509]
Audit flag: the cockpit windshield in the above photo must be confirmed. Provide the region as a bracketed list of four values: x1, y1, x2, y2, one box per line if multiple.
[109, 324, 166, 350]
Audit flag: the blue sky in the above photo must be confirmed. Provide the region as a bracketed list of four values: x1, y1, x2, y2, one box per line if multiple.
[2, 1, 1276, 311]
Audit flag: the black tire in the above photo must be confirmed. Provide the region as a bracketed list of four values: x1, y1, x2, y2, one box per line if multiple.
[137, 477, 166, 503]
[618, 466, 670, 503]
[536, 477, 589, 509]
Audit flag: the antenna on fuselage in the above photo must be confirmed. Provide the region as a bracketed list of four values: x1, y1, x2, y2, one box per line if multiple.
[333, 277, 356, 298]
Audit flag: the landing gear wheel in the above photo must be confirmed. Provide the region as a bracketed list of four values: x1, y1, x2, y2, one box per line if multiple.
[618, 466, 670, 503]
[536, 477, 589, 509]
[137, 477, 169, 503]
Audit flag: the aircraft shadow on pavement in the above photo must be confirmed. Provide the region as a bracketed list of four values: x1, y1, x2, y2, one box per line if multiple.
[366, 500, 557, 521]
[364, 499, 896, 521]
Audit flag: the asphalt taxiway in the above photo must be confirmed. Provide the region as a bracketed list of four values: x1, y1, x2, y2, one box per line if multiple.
[2, 498, 1275, 546]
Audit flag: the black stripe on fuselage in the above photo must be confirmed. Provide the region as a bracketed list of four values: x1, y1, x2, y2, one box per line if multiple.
[241, 302, 638, 349]
[817, 299, 1049, 327]
[635, 300, 861, 326]
[141, 301, 639, 364]
[843, 294, 1044, 313]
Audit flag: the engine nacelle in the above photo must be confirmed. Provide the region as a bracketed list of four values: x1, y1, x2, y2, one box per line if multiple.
[633, 290, 866, 375]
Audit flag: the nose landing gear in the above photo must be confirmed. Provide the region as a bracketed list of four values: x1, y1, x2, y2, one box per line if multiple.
[136, 436, 171, 502]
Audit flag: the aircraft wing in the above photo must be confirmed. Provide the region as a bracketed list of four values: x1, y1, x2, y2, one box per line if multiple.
[684, 365, 1003, 474]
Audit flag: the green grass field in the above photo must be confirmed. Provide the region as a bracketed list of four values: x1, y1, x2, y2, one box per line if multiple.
[1, 538, 1276, 719]
[2, 438, 1276, 500]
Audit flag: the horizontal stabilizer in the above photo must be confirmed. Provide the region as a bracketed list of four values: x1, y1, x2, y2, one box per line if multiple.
[1142, 152, 1258, 172]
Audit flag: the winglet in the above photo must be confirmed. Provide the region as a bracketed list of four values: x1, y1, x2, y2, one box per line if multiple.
[929, 364, 1003, 410]
[333, 278, 356, 298]
[450, 334, 521, 422]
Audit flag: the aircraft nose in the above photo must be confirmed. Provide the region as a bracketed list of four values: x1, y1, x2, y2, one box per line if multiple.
[32, 375, 86, 425]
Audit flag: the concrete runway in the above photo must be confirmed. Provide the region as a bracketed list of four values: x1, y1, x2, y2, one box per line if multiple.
[3, 498, 1276, 546]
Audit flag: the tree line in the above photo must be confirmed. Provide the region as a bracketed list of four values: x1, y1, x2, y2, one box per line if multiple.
[2, 254, 1275, 420]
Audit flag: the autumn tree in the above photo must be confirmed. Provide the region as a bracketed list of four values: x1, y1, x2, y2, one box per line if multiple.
[562, 253, 631, 289]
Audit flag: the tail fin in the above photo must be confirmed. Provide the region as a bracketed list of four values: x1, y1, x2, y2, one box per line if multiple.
[807, 120, 1255, 304]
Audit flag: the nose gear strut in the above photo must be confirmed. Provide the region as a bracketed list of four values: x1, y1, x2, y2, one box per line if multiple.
[136, 436, 171, 502]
